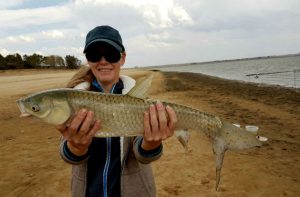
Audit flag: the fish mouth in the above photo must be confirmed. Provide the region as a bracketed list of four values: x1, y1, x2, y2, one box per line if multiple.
[17, 99, 31, 117]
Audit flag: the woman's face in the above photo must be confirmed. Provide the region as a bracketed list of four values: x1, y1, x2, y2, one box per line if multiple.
[86, 43, 126, 86]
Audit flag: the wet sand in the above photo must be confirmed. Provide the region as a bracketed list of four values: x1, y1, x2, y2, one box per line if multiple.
[0, 69, 299, 196]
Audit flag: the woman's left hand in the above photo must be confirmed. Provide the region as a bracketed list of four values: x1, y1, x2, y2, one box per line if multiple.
[142, 101, 177, 150]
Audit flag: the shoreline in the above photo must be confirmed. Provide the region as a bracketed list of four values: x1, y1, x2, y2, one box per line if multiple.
[139, 52, 300, 67]
[150, 69, 300, 90]
[165, 70, 300, 91]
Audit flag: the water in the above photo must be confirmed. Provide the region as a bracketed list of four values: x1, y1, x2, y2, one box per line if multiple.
[153, 55, 300, 88]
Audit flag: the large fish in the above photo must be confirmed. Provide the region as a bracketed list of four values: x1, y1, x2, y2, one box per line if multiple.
[17, 74, 265, 190]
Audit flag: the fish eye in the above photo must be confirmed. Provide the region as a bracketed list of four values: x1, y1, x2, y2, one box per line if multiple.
[31, 105, 40, 112]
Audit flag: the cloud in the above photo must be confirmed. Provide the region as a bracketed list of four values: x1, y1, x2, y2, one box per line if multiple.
[125, 0, 194, 28]
[0, 48, 11, 56]
[6, 35, 35, 43]
[0, 5, 71, 30]
[0, 0, 299, 67]
[0, 0, 23, 9]
[181, 0, 300, 32]
[42, 30, 65, 39]
[73, 0, 193, 29]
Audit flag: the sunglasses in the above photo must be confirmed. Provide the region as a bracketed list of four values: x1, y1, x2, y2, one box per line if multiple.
[85, 46, 121, 63]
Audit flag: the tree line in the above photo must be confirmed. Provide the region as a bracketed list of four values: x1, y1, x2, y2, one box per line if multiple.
[0, 53, 82, 70]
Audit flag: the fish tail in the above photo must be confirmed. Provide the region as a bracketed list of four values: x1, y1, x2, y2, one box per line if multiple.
[222, 121, 263, 150]
[212, 121, 265, 190]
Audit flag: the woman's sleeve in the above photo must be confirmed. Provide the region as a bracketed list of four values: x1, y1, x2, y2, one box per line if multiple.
[132, 136, 163, 164]
[59, 137, 89, 165]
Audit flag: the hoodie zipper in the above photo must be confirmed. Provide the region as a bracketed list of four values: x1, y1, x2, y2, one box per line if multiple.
[102, 84, 116, 197]
[103, 138, 111, 197]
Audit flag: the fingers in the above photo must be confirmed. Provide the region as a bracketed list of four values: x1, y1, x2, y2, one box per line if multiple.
[87, 120, 101, 138]
[142, 102, 177, 150]
[143, 111, 151, 139]
[156, 102, 167, 138]
[68, 109, 88, 136]
[78, 111, 95, 136]
[149, 104, 159, 138]
[166, 105, 177, 135]
[143, 102, 177, 141]
[56, 119, 72, 138]
[56, 123, 67, 132]
[55, 108, 100, 155]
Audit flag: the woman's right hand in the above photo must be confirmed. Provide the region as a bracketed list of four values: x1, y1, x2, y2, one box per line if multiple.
[56, 109, 100, 156]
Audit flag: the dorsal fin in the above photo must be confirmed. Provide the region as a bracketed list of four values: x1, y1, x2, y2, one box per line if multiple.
[127, 73, 154, 99]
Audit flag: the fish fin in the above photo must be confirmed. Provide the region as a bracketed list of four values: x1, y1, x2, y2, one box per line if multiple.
[127, 73, 154, 99]
[175, 129, 190, 152]
[213, 137, 227, 191]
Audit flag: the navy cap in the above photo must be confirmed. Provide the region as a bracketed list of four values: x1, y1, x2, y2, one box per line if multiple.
[83, 25, 125, 53]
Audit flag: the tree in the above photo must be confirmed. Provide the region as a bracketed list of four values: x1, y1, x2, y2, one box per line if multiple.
[43, 55, 56, 67]
[65, 55, 81, 69]
[5, 53, 24, 69]
[0, 54, 7, 70]
[23, 53, 44, 68]
[55, 56, 66, 67]
[43, 55, 66, 67]
[0, 53, 81, 70]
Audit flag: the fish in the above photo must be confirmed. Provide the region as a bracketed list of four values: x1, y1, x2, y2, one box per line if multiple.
[17, 74, 264, 190]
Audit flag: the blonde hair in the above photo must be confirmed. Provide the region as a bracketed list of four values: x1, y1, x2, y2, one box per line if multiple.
[66, 65, 94, 88]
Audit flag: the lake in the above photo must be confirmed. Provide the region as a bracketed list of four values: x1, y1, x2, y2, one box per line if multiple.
[151, 55, 300, 88]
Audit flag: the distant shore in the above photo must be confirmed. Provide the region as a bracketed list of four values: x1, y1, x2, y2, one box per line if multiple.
[139, 52, 300, 68]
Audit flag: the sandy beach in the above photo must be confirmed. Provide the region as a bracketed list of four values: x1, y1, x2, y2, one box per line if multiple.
[0, 68, 299, 197]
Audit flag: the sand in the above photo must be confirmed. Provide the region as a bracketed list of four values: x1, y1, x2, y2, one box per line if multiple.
[0, 69, 299, 197]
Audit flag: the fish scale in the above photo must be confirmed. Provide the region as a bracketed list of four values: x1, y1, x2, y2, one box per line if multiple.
[67, 90, 149, 136]
[63, 90, 222, 138]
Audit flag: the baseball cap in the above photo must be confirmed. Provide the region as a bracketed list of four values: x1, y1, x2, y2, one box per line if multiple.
[83, 25, 125, 53]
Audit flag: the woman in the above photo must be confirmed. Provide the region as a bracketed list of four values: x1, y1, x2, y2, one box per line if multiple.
[56, 25, 177, 197]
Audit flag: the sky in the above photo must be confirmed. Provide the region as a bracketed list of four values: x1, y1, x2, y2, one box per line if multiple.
[0, 0, 300, 68]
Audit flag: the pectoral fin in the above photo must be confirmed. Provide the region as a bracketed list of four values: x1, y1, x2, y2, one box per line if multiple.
[175, 129, 190, 152]
[213, 137, 227, 191]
